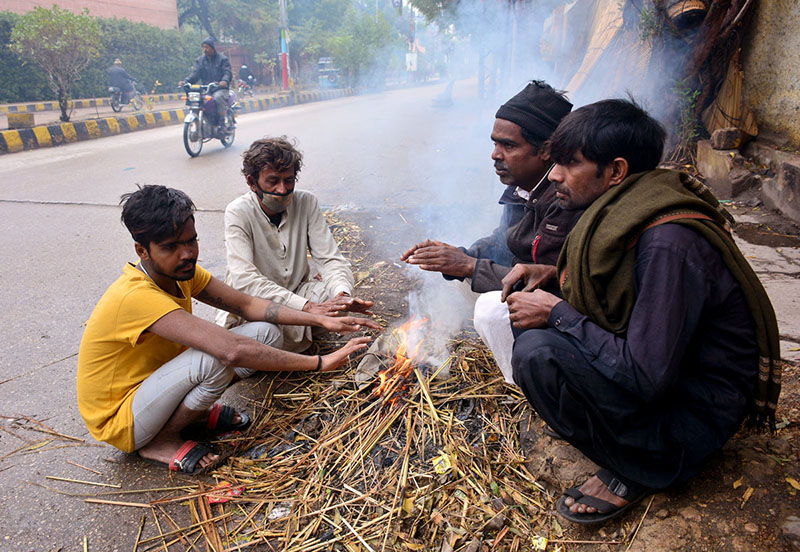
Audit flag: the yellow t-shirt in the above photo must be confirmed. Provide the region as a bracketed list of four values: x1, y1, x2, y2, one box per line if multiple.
[77, 263, 212, 452]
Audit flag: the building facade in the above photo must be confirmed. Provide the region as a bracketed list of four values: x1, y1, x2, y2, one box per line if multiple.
[4, 0, 178, 29]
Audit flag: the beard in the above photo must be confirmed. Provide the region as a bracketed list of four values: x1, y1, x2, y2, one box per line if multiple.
[153, 259, 197, 281]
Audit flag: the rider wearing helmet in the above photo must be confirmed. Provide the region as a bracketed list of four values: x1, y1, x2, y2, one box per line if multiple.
[181, 38, 233, 128]
[239, 64, 255, 85]
[108, 58, 136, 104]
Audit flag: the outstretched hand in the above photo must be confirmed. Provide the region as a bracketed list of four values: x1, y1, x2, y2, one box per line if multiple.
[304, 294, 375, 316]
[320, 314, 381, 334]
[320, 336, 372, 372]
[401, 239, 476, 277]
[505, 289, 562, 329]
[500, 264, 558, 302]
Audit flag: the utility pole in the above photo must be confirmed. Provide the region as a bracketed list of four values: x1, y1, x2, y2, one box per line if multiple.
[279, 0, 290, 90]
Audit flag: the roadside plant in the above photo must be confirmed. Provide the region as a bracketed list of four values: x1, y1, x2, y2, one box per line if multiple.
[10, 5, 101, 122]
[670, 77, 701, 163]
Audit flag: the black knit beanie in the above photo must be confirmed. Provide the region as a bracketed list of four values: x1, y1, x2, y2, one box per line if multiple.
[495, 82, 572, 142]
[202, 37, 216, 51]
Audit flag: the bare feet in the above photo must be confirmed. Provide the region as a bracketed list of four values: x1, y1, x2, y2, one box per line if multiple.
[563, 475, 629, 514]
[138, 437, 219, 470]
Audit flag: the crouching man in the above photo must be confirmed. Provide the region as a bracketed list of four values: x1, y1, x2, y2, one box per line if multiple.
[217, 137, 374, 353]
[78, 185, 379, 474]
[505, 99, 781, 524]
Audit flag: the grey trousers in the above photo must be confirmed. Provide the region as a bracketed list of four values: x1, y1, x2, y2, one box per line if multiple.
[131, 321, 281, 449]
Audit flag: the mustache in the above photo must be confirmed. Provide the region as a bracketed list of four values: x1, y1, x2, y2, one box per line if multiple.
[494, 162, 508, 171]
[264, 190, 293, 197]
[177, 260, 197, 270]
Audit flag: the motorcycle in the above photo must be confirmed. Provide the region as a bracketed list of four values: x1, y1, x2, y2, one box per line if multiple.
[109, 82, 143, 112]
[180, 82, 238, 157]
[236, 77, 256, 97]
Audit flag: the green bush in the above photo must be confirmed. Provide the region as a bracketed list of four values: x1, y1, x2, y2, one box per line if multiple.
[0, 11, 203, 103]
[0, 12, 49, 103]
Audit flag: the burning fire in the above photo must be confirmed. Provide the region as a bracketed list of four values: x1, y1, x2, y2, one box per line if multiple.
[374, 317, 428, 403]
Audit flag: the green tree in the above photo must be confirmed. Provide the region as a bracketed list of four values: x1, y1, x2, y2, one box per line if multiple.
[0, 12, 50, 103]
[10, 5, 101, 121]
[75, 19, 203, 99]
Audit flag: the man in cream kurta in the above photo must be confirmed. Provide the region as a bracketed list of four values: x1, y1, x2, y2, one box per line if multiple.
[217, 137, 373, 352]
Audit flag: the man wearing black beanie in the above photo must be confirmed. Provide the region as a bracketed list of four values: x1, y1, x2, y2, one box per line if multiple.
[402, 80, 584, 384]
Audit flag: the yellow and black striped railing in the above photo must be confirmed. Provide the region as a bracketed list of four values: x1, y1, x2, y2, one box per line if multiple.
[1, 88, 354, 154]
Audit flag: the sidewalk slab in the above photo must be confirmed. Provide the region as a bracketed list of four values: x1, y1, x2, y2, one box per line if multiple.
[0, 88, 354, 154]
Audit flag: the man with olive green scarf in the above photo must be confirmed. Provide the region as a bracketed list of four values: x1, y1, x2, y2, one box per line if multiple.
[503, 99, 781, 525]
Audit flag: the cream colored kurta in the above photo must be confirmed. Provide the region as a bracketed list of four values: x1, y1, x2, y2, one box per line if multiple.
[216, 190, 354, 351]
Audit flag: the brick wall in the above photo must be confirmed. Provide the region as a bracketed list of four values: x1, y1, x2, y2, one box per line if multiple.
[5, 0, 178, 29]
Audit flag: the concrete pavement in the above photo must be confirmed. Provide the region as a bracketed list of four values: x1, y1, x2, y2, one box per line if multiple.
[0, 81, 797, 550]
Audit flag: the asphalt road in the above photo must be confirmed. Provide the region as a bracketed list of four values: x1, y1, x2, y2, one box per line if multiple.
[0, 81, 798, 551]
[0, 81, 507, 551]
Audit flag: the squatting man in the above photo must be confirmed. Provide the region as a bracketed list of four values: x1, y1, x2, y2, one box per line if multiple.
[504, 98, 781, 524]
[77, 185, 380, 474]
[217, 137, 374, 353]
[402, 80, 582, 383]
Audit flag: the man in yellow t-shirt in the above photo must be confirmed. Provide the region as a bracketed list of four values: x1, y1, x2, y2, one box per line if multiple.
[78, 185, 379, 474]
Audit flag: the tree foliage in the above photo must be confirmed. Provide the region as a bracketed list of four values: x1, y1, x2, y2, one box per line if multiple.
[11, 5, 102, 121]
[0, 12, 50, 103]
[75, 19, 203, 99]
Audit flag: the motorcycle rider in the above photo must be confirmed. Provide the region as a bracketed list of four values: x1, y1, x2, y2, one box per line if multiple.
[239, 64, 255, 86]
[108, 58, 136, 104]
[181, 37, 233, 130]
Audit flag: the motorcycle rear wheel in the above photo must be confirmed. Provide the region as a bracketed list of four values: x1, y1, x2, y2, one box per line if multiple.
[110, 94, 122, 112]
[183, 119, 203, 157]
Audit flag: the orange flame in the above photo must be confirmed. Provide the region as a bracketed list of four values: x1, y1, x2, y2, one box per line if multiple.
[374, 317, 428, 402]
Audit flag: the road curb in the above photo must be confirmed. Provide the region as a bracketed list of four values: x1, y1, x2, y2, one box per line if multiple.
[0, 88, 354, 154]
[0, 93, 185, 114]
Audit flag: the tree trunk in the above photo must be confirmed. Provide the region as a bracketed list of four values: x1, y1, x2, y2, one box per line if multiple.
[58, 88, 70, 122]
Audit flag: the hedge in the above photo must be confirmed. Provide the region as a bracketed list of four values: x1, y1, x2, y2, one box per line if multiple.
[0, 11, 204, 103]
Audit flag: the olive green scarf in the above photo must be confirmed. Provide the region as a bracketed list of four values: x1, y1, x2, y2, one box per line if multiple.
[557, 169, 782, 426]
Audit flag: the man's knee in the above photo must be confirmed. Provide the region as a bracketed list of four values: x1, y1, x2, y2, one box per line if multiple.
[230, 322, 282, 379]
[511, 328, 569, 386]
[233, 321, 283, 348]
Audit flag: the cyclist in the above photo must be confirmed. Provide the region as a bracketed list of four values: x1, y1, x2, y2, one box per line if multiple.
[108, 58, 136, 104]
[181, 37, 233, 129]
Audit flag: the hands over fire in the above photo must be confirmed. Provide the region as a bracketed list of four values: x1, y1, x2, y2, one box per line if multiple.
[321, 336, 372, 372]
[401, 239, 476, 278]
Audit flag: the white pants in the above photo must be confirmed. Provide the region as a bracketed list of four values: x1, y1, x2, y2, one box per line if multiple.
[131, 321, 282, 449]
[473, 290, 516, 385]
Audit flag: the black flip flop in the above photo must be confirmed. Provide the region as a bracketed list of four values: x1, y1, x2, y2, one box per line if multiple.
[206, 404, 251, 433]
[181, 404, 251, 441]
[555, 469, 652, 525]
[138, 440, 219, 475]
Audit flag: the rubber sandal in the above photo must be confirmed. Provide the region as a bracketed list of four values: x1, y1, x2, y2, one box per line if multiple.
[138, 440, 218, 475]
[555, 469, 652, 525]
[170, 440, 217, 473]
[206, 404, 251, 433]
[181, 404, 251, 441]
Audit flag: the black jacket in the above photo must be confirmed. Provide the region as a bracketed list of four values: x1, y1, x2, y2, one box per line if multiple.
[108, 66, 135, 90]
[185, 52, 232, 87]
[445, 182, 585, 293]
